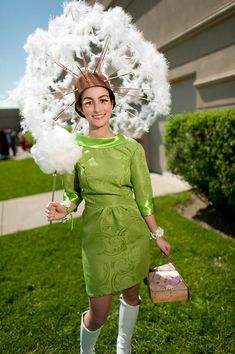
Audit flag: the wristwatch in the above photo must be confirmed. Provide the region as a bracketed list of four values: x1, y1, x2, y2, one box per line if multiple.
[150, 226, 164, 240]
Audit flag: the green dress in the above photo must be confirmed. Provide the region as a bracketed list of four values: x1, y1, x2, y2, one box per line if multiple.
[63, 133, 155, 297]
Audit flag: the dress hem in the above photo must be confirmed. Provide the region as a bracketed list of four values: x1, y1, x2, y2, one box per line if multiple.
[86, 273, 148, 298]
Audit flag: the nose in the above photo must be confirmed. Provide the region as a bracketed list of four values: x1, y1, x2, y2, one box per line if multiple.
[93, 101, 101, 113]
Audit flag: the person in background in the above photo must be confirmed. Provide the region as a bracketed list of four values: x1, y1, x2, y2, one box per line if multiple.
[0, 130, 10, 160]
[9, 130, 18, 156]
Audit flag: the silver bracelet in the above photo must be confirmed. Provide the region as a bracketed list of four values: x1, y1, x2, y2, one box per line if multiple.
[150, 226, 164, 240]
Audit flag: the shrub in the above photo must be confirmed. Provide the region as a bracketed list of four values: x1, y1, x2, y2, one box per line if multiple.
[165, 109, 235, 215]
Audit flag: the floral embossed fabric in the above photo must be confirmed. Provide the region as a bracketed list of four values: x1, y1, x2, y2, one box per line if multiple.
[63, 134, 155, 297]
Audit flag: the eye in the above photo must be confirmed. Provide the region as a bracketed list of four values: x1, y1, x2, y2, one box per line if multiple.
[83, 100, 92, 107]
[100, 98, 110, 104]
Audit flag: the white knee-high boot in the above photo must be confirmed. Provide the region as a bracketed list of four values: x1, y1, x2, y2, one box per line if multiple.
[80, 311, 102, 354]
[116, 296, 141, 354]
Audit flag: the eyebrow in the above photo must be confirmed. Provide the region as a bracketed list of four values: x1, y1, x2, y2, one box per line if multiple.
[82, 94, 109, 102]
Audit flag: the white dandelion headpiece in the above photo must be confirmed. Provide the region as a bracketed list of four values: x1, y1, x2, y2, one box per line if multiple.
[15, 0, 171, 174]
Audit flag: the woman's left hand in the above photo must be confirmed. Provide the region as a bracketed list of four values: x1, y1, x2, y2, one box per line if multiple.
[156, 237, 171, 256]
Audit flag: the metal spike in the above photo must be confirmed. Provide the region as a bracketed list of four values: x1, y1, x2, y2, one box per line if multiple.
[94, 36, 110, 73]
[106, 69, 118, 78]
[72, 119, 80, 133]
[113, 85, 152, 91]
[80, 49, 89, 70]
[117, 91, 157, 102]
[54, 100, 75, 121]
[51, 88, 78, 98]
[125, 109, 138, 118]
[75, 63, 90, 83]
[104, 72, 130, 81]
[53, 59, 79, 79]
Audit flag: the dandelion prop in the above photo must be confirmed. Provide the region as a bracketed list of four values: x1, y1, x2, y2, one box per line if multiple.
[15, 0, 170, 176]
[51, 171, 57, 202]
[50, 171, 57, 225]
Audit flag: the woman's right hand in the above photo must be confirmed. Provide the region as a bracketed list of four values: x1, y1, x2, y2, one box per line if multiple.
[45, 201, 67, 221]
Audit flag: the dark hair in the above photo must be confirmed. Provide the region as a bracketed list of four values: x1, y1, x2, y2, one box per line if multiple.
[75, 87, 116, 118]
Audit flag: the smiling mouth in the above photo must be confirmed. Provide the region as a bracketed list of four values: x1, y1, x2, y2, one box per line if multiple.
[93, 114, 105, 119]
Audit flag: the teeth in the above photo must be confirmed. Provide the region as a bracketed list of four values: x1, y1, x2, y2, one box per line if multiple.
[93, 115, 104, 118]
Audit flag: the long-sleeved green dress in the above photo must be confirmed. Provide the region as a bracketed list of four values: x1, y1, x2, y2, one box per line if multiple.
[63, 133, 155, 297]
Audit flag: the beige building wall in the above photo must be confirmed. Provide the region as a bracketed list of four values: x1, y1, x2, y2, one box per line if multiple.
[89, 0, 235, 171]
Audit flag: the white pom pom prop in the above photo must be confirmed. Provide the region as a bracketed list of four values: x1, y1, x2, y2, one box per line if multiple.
[31, 126, 82, 174]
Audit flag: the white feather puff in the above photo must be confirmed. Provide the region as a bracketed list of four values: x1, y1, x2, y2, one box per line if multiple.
[31, 126, 82, 174]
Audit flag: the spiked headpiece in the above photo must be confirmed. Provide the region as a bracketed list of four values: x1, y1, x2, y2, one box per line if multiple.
[54, 38, 116, 119]
[73, 52, 116, 117]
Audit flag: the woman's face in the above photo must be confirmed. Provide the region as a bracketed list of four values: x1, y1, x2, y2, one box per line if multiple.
[81, 86, 113, 130]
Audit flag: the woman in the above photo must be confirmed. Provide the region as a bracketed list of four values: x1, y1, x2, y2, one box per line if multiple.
[46, 72, 171, 353]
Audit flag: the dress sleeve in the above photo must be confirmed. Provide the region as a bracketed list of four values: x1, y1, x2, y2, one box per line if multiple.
[130, 143, 155, 217]
[63, 165, 83, 207]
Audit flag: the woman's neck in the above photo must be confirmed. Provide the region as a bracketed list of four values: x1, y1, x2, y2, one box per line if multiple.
[88, 126, 115, 138]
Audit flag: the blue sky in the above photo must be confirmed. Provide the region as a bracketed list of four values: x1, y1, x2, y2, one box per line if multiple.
[0, 0, 66, 104]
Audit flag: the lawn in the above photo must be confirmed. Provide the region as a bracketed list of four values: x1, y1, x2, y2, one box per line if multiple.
[0, 158, 63, 200]
[0, 192, 234, 354]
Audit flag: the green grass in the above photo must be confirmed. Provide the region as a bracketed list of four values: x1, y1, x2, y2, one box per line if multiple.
[0, 192, 234, 354]
[0, 158, 63, 200]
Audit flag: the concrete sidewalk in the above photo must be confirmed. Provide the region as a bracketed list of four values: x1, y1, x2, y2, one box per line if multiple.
[0, 173, 190, 236]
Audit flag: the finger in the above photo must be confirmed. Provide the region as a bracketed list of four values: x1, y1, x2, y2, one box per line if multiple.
[46, 201, 58, 209]
[166, 247, 171, 256]
[45, 209, 54, 216]
[51, 201, 60, 208]
[161, 249, 169, 256]
[162, 246, 170, 256]
[46, 209, 55, 218]
[47, 215, 54, 221]
[45, 206, 56, 213]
